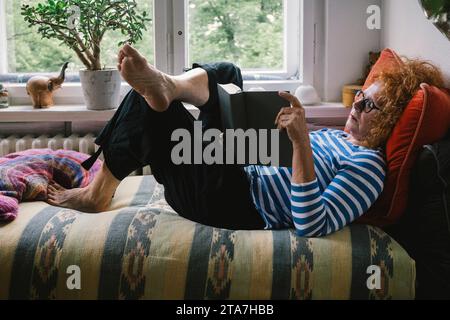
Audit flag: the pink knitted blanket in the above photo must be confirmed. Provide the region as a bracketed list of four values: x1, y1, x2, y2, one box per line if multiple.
[0, 149, 101, 222]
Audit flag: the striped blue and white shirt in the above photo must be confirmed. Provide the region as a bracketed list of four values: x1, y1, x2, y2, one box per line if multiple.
[244, 129, 386, 237]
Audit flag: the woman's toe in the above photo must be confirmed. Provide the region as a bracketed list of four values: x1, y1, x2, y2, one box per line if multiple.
[50, 181, 65, 192]
[48, 187, 58, 197]
[46, 196, 57, 205]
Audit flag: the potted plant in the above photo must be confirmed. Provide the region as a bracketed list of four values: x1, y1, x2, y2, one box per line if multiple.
[21, 0, 150, 110]
[420, 0, 450, 40]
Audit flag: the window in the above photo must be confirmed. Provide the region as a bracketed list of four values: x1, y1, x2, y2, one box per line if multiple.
[183, 0, 300, 79]
[0, 0, 304, 84]
[188, 0, 284, 71]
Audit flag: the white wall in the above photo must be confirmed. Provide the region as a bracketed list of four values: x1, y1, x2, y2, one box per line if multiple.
[381, 0, 450, 84]
[316, 0, 382, 101]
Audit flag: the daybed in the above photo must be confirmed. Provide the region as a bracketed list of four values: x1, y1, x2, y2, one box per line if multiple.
[0, 175, 415, 300]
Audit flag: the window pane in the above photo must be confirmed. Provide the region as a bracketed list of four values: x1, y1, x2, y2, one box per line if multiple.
[188, 0, 284, 70]
[5, 0, 153, 74]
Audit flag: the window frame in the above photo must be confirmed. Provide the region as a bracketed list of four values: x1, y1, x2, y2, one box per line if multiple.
[0, 0, 315, 102]
[0, 0, 8, 74]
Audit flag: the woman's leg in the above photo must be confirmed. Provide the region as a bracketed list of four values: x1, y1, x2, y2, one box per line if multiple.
[118, 44, 210, 111]
[47, 44, 217, 212]
[190, 62, 243, 131]
[47, 91, 197, 212]
[118, 44, 243, 130]
[47, 162, 119, 212]
[48, 46, 263, 229]
[47, 90, 263, 229]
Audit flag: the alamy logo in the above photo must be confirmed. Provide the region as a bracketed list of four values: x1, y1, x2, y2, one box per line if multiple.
[367, 5, 381, 30]
[171, 121, 281, 166]
[67, 5, 80, 30]
[366, 265, 381, 290]
[66, 265, 81, 290]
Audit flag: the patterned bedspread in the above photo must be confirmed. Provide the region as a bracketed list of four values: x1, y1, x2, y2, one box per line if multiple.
[0, 175, 415, 300]
[0, 149, 101, 222]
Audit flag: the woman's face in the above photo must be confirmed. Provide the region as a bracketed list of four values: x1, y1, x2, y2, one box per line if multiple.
[345, 82, 383, 142]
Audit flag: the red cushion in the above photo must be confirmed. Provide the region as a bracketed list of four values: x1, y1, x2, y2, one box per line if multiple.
[353, 49, 450, 226]
[362, 48, 403, 90]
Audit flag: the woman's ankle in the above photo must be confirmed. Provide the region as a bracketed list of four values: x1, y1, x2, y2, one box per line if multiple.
[172, 68, 209, 106]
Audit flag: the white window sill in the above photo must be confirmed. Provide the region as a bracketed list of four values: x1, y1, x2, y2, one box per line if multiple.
[0, 105, 117, 122]
[4, 80, 304, 105]
[1, 78, 350, 125]
[0, 102, 350, 123]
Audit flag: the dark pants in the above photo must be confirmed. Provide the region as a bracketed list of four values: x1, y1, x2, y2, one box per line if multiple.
[83, 63, 265, 230]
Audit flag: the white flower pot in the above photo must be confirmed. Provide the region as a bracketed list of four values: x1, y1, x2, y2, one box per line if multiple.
[79, 69, 121, 110]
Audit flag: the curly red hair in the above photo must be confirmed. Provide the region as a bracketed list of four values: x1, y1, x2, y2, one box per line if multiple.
[362, 58, 446, 149]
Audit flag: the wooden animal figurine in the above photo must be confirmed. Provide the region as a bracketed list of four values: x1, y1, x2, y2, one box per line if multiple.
[26, 62, 69, 108]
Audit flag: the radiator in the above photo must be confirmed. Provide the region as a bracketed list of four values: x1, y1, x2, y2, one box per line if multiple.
[0, 134, 99, 157]
[0, 134, 151, 175]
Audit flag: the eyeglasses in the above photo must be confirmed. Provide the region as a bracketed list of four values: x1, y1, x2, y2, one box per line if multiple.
[354, 90, 381, 113]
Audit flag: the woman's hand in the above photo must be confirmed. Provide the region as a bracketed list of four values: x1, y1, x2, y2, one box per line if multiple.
[275, 92, 308, 146]
[276, 92, 316, 183]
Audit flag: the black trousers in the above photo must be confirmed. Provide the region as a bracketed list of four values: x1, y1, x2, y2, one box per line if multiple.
[83, 62, 265, 230]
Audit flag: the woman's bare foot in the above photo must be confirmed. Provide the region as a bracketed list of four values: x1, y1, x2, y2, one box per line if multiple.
[46, 181, 111, 213]
[118, 44, 176, 112]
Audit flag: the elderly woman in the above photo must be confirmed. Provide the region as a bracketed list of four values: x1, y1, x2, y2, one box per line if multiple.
[47, 44, 445, 237]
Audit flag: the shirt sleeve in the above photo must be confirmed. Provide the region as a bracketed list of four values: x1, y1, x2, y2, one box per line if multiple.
[291, 153, 386, 237]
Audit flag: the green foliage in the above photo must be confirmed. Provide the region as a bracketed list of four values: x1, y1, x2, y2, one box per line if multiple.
[6, 0, 284, 73]
[189, 0, 284, 70]
[421, 0, 450, 17]
[20, 0, 151, 70]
